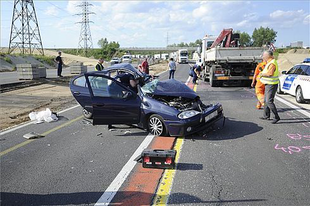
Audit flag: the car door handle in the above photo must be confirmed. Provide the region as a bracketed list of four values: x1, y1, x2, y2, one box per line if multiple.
[94, 104, 105, 107]
[73, 91, 80, 95]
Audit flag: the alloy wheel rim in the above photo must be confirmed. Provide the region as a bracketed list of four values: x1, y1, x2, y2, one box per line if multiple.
[149, 117, 163, 136]
[83, 109, 90, 115]
[297, 89, 301, 101]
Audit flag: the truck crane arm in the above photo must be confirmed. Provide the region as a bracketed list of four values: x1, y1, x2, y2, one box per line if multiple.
[210, 28, 234, 48]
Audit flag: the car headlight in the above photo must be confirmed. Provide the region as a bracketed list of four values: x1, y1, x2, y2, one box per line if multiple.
[178, 110, 200, 119]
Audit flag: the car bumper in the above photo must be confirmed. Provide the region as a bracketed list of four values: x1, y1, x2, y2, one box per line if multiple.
[165, 106, 224, 137]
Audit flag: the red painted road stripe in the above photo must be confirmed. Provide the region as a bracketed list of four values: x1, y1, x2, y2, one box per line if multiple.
[110, 79, 195, 205]
[111, 136, 176, 206]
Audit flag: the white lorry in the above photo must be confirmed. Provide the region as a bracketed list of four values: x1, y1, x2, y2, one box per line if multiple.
[201, 29, 263, 87]
[177, 49, 188, 64]
[121, 55, 132, 63]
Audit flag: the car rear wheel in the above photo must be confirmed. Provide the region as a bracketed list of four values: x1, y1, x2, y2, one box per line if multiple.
[83, 108, 93, 119]
[148, 114, 167, 136]
[296, 86, 305, 103]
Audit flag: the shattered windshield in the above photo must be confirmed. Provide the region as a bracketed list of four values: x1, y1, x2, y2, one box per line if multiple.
[141, 79, 159, 95]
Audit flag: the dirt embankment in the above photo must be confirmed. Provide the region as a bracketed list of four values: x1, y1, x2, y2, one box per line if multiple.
[149, 61, 168, 75]
[277, 49, 309, 72]
[0, 48, 98, 72]
[0, 77, 76, 130]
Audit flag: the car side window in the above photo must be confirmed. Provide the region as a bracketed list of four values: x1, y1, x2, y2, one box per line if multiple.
[287, 66, 297, 74]
[88, 76, 128, 99]
[305, 66, 310, 76]
[294, 66, 303, 75]
[73, 76, 88, 87]
[300, 65, 309, 75]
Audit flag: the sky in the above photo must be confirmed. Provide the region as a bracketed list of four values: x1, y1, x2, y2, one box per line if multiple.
[1, 0, 309, 49]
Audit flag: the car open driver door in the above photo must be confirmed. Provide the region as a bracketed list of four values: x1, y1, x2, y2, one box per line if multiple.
[85, 73, 141, 125]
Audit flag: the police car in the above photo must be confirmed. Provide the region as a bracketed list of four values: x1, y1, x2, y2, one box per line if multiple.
[277, 63, 310, 103]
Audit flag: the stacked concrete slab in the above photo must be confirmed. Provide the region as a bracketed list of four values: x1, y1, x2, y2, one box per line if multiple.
[17, 64, 46, 80]
[70, 62, 87, 74]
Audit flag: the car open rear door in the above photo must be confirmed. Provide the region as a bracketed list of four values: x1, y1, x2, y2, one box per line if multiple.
[85, 74, 141, 125]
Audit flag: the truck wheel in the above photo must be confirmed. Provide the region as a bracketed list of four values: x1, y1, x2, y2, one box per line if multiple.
[295, 86, 305, 103]
[83, 108, 93, 119]
[209, 68, 217, 87]
[277, 83, 284, 94]
[148, 114, 167, 136]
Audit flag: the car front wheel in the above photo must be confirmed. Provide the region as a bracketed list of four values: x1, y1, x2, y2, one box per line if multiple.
[83, 108, 93, 119]
[296, 86, 305, 103]
[148, 114, 167, 136]
[277, 83, 284, 94]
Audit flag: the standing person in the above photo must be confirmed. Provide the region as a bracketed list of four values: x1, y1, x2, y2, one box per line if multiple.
[141, 58, 149, 74]
[259, 50, 280, 124]
[192, 64, 202, 84]
[55, 51, 63, 77]
[95, 58, 104, 71]
[251, 60, 267, 109]
[168, 58, 176, 79]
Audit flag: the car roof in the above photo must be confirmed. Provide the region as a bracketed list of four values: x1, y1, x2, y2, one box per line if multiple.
[296, 63, 310, 66]
[86, 63, 144, 78]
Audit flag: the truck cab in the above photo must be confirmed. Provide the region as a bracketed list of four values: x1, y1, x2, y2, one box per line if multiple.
[177, 49, 188, 64]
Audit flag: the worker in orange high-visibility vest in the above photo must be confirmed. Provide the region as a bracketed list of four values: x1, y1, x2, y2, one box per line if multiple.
[251, 61, 267, 109]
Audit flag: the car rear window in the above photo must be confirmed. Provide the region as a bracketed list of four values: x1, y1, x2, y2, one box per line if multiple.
[73, 76, 87, 87]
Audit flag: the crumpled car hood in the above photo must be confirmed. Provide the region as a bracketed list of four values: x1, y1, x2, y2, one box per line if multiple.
[152, 79, 198, 99]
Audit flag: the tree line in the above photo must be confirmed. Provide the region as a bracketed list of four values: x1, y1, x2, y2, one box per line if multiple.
[168, 27, 277, 48]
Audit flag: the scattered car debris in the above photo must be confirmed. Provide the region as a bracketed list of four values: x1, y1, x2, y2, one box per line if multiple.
[29, 108, 58, 124]
[23, 132, 44, 139]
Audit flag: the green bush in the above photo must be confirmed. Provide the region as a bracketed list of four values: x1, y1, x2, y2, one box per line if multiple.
[4, 56, 12, 64]
[33, 54, 55, 66]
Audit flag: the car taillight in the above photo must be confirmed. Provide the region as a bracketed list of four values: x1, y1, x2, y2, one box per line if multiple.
[144, 156, 150, 163]
[165, 157, 172, 164]
[215, 70, 224, 74]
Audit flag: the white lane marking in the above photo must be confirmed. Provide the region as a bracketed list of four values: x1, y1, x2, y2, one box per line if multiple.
[275, 95, 310, 118]
[0, 104, 80, 136]
[95, 134, 155, 206]
[185, 76, 191, 84]
[244, 88, 310, 118]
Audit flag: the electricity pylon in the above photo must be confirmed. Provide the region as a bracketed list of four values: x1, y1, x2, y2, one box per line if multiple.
[76, 1, 94, 56]
[8, 0, 44, 55]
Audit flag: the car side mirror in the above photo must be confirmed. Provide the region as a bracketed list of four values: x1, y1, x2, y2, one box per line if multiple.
[282, 71, 287, 74]
[123, 91, 133, 99]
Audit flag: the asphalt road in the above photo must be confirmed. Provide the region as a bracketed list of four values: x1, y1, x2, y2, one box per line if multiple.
[1, 64, 310, 206]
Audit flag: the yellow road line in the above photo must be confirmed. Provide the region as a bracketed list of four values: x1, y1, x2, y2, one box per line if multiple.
[152, 137, 184, 205]
[153, 80, 198, 205]
[0, 116, 83, 157]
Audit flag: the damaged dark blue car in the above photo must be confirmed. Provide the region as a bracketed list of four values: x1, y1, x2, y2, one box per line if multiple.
[70, 63, 224, 136]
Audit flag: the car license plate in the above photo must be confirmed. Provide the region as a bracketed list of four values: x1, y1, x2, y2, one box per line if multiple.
[205, 111, 217, 122]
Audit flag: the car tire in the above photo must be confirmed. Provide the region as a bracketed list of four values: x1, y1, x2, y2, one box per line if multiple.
[148, 114, 167, 136]
[277, 83, 284, 94]
[83, 108, 93, 119]
[296, 86, 305, 103]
